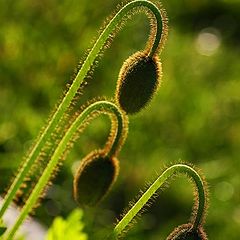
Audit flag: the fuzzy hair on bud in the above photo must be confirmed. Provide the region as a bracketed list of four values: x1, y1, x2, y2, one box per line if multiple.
[73, 150, 119, 207]
[115, 51, 162, 115]
[167, 223, 208, 240]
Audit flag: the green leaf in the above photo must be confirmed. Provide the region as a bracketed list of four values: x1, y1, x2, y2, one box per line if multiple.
[45, 209, 88, 240]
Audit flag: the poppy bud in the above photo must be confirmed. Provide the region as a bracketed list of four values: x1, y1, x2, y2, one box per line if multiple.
[73, 150, 119, 207]
[116, 51, 162, 114]
[167, 223, 207, 240]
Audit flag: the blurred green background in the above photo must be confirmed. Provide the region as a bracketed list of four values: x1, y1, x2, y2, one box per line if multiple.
[0, 0, 240, 239]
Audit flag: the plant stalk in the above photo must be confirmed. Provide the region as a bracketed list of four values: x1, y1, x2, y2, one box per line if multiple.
[0, 0, 165, 219]
[4, 101, 125, 240]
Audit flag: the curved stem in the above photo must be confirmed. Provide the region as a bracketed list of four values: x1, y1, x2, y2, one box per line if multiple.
[112, 164, 206, 238]
[107, 110, 128, 158]
[146, 2, 164, 57]
[0, 0, 164, 219]
[4, 101, 126, 240]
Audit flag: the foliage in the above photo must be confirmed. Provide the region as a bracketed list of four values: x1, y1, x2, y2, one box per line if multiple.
[45, 209, 88, 240]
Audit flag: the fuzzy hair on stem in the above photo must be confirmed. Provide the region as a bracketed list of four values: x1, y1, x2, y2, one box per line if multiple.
[4, 101, 127, 240]
[110, 164, 208, 239]
[0, 0, 167, 220]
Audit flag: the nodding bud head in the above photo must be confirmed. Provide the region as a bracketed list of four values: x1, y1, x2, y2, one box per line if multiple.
[167, 223, 207, 240]
[73, 150, 119, 207]
[116, 51, 162, 115]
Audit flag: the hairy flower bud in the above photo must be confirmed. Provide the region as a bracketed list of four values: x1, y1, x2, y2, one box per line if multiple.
[167, 223, 207, 240]
[116, 51, 162, 114]
[73, 150, 119, 207]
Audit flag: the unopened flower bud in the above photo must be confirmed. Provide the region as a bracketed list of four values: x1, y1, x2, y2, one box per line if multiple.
[116, 51, 162, 114]
[73, 150, 119, 207]
[167, 223, 207, 240]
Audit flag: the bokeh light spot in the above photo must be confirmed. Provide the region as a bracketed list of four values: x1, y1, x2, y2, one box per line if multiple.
[195, 28, 221, 56]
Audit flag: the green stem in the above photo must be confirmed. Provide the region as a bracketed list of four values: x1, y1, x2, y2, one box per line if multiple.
[4, 101, 125, 240]
[107, 110, 127, 158]
[0, 0, 164, 219]
[146, 2, 164, 57]
[112, 164, 206, 238]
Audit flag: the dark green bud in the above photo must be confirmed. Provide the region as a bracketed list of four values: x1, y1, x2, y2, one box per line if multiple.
[73, 150, 119, 207]
[167, 224, 207, 240]
[116, 51, 162, 114]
